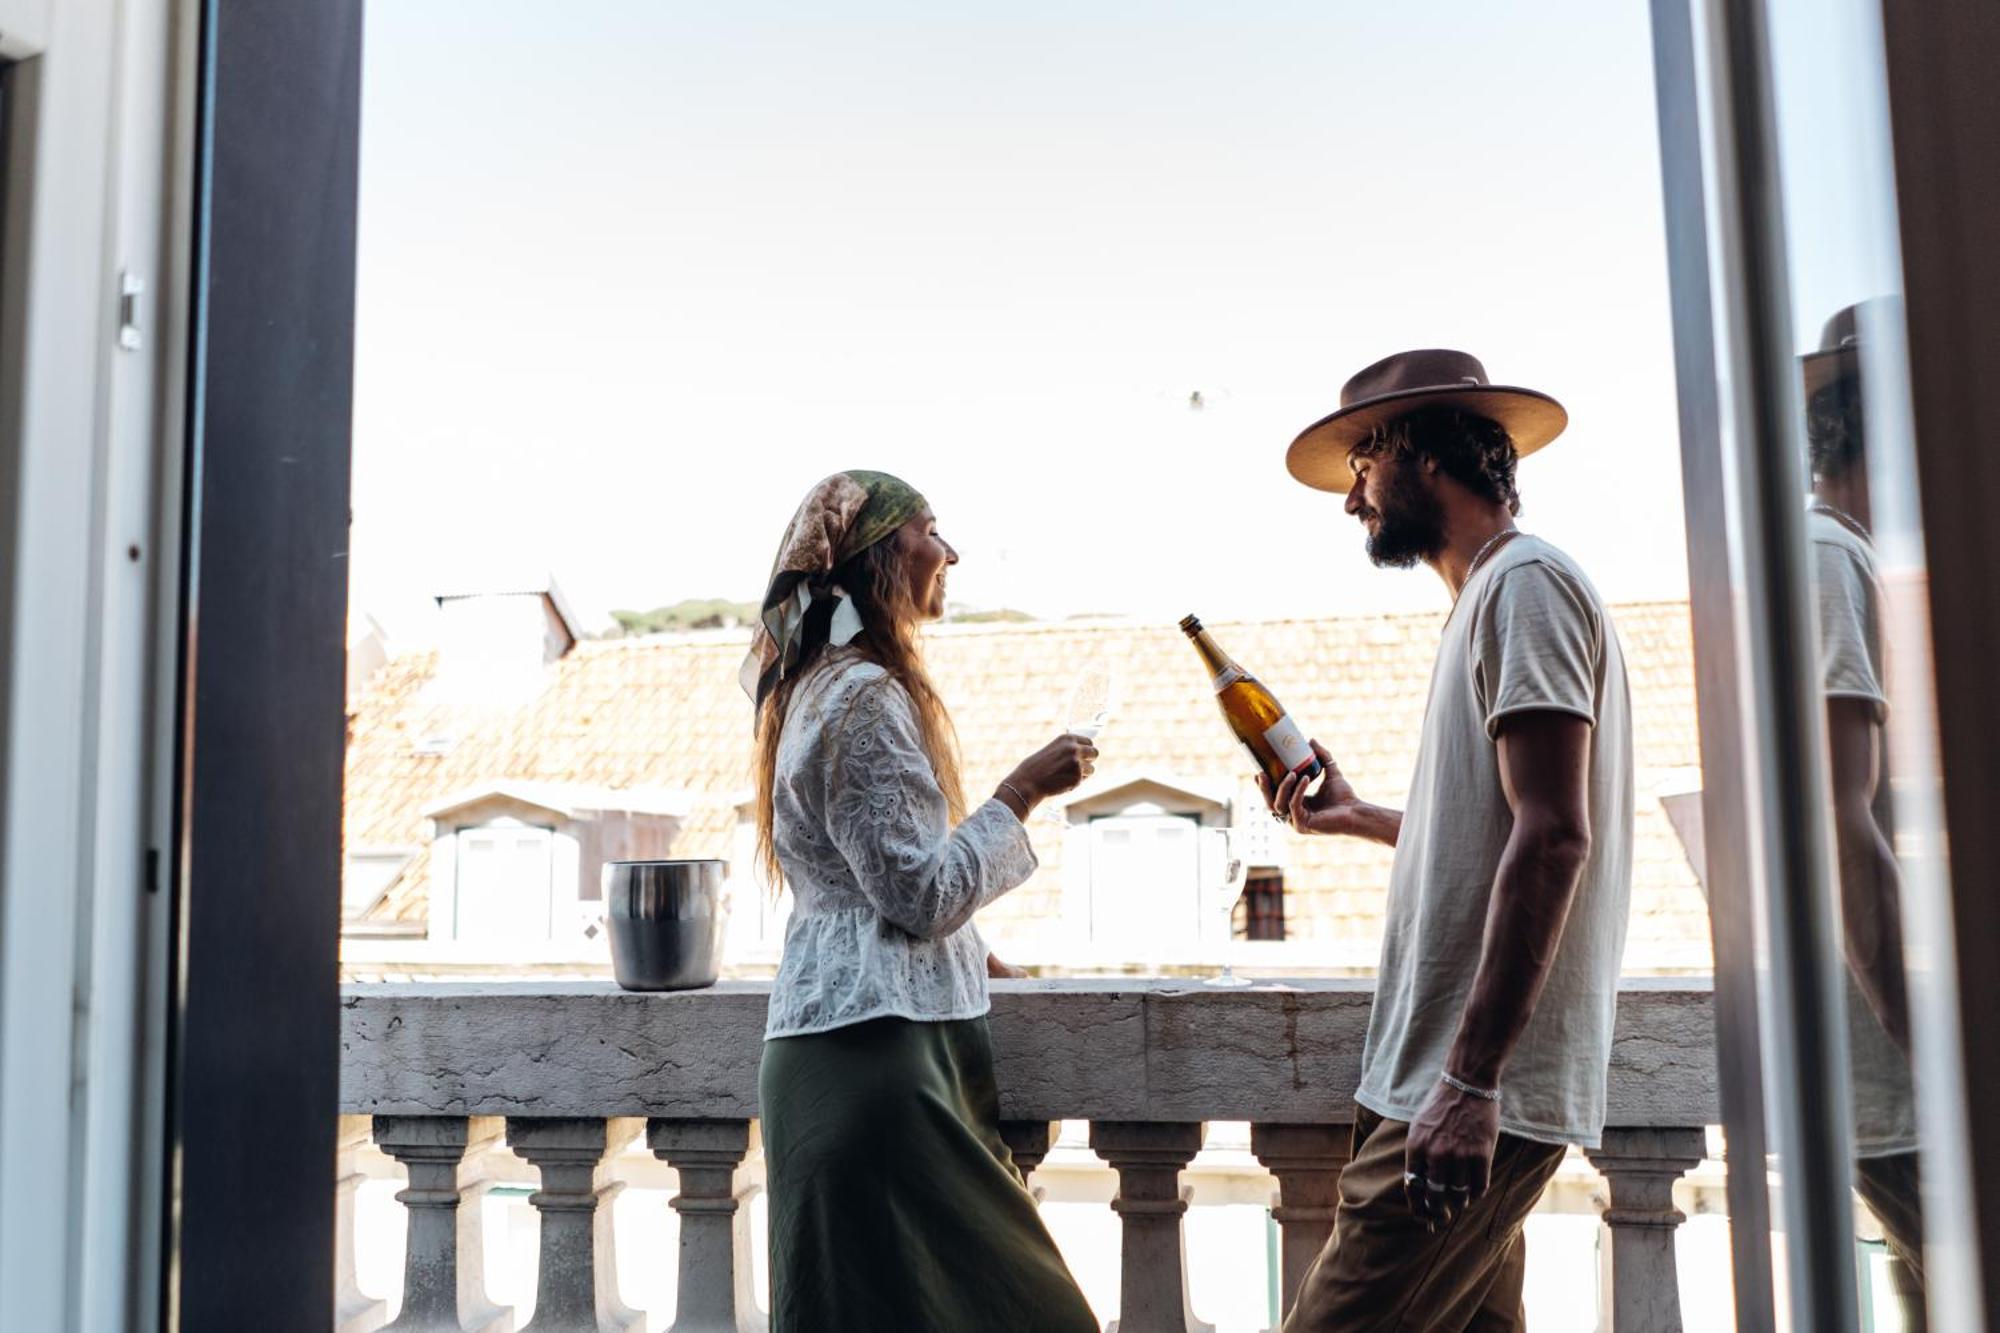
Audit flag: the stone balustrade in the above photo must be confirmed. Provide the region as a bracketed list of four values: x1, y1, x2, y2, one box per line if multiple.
[339, 979, 1718, 1332]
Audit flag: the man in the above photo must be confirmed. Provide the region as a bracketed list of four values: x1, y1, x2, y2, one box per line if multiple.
[1802, 303, 1925, 1328]
[1264, 349, 1634, 1331]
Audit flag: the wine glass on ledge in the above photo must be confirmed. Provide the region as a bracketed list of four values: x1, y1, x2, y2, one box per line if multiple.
[1200, 827, 1252, 987]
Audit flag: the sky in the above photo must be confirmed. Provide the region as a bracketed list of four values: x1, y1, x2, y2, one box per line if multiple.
[350, 0, 1694, 645]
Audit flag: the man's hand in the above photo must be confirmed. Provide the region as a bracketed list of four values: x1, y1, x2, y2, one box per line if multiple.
[1403, 1080, 1501, 1230]
[1255, 741, 1401, 845]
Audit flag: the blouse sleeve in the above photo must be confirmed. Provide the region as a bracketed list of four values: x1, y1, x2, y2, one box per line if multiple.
[820, 673, 1037, 940]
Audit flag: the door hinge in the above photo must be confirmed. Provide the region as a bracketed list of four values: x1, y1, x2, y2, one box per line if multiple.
[117, 270, 144, 351]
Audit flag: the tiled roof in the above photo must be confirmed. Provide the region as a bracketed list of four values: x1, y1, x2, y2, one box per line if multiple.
[345, 601, 1709, 970]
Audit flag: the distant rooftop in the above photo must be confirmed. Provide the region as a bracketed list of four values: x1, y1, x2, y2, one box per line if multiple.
[344, 601, 1709, 971]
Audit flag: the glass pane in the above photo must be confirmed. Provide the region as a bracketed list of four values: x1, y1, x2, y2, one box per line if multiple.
[1764, 1, 1944, 1326]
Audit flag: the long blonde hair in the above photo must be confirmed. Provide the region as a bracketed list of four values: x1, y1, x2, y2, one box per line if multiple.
[753, 533, 966, 888]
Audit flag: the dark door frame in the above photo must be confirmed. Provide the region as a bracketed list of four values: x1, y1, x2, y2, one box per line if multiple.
[164, 0, 361, 1325]
[1879, 2, 2000, 1324]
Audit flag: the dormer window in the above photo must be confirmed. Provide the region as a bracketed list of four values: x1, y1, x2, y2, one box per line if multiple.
[1086, 810, 1202, 951]
[450, 818, 556, 941]
[419, 781, 689, 950]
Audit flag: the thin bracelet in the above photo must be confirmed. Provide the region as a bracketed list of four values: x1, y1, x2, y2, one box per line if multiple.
[1440, 1071, 1501, 1102]
[998, 780, 1034, 813]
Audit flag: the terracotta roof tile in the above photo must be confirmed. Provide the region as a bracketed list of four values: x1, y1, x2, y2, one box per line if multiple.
[348, 601, 1710, 968]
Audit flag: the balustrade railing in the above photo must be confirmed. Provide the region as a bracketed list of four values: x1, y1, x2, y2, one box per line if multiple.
[339, 978, 1719, 1332]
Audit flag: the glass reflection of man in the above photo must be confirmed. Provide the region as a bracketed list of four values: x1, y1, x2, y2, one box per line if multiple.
[1804, 301, 1925, 1328]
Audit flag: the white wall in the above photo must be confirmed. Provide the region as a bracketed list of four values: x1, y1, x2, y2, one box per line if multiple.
[0, 0, 187, 1327]
[433, 592, 570, 706]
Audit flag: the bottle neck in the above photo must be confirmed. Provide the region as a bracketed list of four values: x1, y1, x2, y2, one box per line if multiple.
[1187, 628, 1241, 684]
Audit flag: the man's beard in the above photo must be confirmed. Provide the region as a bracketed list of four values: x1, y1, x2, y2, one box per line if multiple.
[1360, 465, 1446, 569]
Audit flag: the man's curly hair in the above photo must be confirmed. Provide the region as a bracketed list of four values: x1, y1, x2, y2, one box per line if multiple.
[1347, 406, 1523, 515]
[1806, 374, 1865, 482]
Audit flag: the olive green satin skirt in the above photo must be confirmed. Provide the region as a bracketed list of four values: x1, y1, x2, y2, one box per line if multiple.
[759, 1015, 1099, 1333]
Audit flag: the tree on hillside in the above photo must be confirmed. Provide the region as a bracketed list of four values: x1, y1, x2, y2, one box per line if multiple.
[606, 599, 758, 636]
[603, 598, 1041, 638]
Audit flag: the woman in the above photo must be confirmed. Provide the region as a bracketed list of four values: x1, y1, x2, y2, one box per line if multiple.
[743, 470, 1100, 1332]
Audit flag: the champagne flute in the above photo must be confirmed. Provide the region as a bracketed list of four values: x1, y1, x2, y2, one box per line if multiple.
[1201, 827, 1252, 987]
[1042, 664, 1115, 825]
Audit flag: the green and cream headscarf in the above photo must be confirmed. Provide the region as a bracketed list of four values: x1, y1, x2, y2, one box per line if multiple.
[740, 470, 928, 717]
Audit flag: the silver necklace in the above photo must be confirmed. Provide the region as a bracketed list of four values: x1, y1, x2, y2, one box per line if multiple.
[1466, 527, 1521, 580]
[1444, 528, 1521, 622]
[1810, 500, 1871, 541]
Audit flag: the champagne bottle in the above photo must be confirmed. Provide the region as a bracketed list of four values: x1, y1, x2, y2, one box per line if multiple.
[1180, 615, 1323, 790]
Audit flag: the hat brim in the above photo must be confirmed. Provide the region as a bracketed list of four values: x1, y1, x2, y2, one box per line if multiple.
[1286, 385, 1569, 494]
[1801, 346, 1859, 400]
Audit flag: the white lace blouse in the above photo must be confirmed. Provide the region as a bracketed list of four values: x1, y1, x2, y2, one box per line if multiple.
[763, 651, 1037, 1039]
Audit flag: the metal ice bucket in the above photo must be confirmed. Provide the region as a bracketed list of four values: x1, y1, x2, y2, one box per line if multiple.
[602, 859, 724, 991]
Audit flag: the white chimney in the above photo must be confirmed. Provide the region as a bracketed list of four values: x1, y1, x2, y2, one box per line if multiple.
[430, 575, 581, 708]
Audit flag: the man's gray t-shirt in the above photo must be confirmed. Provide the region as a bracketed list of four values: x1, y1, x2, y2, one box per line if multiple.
[1812, 510, 1886, 717]
[1810, 509, 1920, 1158]
[1354, 535, 1634, 1148]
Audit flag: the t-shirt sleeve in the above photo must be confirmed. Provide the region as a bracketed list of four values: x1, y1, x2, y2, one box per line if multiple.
[1814, 540, 1887, 715]
[1471, 561, 1600, 741]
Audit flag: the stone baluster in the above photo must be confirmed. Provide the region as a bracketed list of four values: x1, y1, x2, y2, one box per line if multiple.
[1584, 1127, 1707, 1333]
[1000, 1120, 1061, 1200]
[1249, 1123, 1351, 1325]
[505, 1117, 644, 1333]
[336, 1116, 387, 1333]
[647, 1118, 767, 1333]
[1090, 1121, 1214, 1333]
[375, 1116, 513, 1333]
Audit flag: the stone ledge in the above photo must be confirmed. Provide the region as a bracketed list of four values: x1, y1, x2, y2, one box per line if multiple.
[339, 977, 1718, 1126]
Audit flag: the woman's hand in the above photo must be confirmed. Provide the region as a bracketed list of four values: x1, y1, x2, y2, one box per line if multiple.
[985, 952, 1028, 979]
[1000, 734, 1099, 811]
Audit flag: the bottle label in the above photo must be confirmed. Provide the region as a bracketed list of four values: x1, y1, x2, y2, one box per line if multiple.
[1212, 665, 1248, 693]
[1262, 714, 1316, 774]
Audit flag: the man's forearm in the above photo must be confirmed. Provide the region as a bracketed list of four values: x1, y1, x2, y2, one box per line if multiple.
[1343, 802, 1403, 847]
[1834, 804, 1912, 1053]
[1442, 818, 1590, 1088]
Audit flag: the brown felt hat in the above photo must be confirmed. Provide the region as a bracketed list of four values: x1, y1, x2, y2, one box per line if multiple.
[1801, 304, 1861, 400]
[1285, 348, 1568, 494]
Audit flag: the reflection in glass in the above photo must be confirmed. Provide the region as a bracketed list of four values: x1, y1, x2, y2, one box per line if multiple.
[1800, 302, 1925, 1329]
[1756, 0, 1967, 1321]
